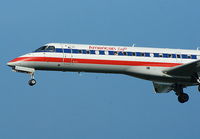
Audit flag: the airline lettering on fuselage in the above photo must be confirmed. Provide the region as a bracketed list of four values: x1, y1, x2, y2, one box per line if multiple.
[89, 46, 127, 51]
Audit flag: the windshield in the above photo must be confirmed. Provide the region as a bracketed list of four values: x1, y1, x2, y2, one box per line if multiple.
[34, 46, 55, 52]
[34, 46, 47, 52]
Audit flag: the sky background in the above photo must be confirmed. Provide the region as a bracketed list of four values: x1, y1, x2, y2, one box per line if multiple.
[1, 0, 200, 138]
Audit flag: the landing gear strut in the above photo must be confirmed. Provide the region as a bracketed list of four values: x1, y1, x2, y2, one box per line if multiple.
[174, 84, 189, 103]
[198, 85, 200, 92]
[28, 73, 36, 86]
[193, 73, 200, 92]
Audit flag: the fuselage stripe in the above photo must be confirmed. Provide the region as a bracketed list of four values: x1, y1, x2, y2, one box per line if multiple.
[9, 57, 182, 67]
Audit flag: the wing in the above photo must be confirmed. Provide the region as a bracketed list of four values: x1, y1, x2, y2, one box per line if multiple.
[153, 82, 173, 93]
[163, 59, 200, 76]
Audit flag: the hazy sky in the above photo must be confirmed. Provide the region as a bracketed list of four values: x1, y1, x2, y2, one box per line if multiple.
[1, 0, 200, 139]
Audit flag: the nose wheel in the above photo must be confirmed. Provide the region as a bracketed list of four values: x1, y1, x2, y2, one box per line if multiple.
[29, 79, 37, 86]
[28, 73, 37, 86]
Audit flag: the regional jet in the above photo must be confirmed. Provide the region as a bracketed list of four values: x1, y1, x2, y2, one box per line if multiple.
[7, 43, 200, 103]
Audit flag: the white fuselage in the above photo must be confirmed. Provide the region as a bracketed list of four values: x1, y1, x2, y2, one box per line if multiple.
[8, 43, 200, 85]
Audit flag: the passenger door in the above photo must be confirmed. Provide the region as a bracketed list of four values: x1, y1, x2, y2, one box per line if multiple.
[63, 45, 72, 64]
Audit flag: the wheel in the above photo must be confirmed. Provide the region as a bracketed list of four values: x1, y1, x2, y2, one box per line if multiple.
[28, 79, 36, 86]
[178, 93, 189, 103]
[29, 79, 36, 86]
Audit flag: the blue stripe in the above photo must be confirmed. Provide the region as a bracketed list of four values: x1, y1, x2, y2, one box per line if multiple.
[45, 48, 198, 59]
[56, 48, 63, 53]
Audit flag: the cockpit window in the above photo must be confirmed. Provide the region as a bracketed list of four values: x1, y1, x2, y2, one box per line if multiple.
[34, 46, 55, 52]
[34, 46, 47, 52]
[46, 46, 55, 52]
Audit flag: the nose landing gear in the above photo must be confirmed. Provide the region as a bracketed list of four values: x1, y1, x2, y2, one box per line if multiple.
[28, 73, 37, 86]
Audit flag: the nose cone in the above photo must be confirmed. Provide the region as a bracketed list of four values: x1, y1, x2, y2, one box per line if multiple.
[7, 58, 19, 67]
[7, 61, 16, 67]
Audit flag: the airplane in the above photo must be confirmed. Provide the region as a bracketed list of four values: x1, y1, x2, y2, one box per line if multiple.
[7, 43, 200, 103]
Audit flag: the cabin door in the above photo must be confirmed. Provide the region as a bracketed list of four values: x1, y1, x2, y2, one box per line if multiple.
[63, 45, 72, 64]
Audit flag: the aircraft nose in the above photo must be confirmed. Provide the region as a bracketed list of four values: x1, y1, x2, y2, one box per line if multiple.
[7, 61, 16, 67]
[7, 58, 19, 67]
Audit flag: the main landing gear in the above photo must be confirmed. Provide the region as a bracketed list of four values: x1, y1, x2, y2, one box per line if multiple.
[174, 85, 189, 103]
[193, 73, 200, 92]
[198, 85, 200, 92]
[28, 73, 36, 86]
[177, 93, 189, 103]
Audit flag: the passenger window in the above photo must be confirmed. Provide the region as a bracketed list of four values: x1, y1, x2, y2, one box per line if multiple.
[72, 49, 79, 53]
[168, 54, 172, 58]
[123, 52, 127, 56]
[192, 55, 197, 59]
[159, 54, 163, 57]
[46, 46, 55, 52]
[172, 54, 176, 58]
[127, 52, 133, 56]
[177, 54, 181, 58]
[182, 54, 188, 59]
[163, 54, 168, 58]
[141, 53, 145, 56]
[86, 50, 90, 54]
[78, 50, 82, 54]
[90, 50, 95, 54]
[108, 51, 114, 55]
[154, 53, 159, 57]
[136, 52, 141, 56]
[82, 50, 87, 54]
[64, 49, 71, 53]
[99, 50, 105, 55]
[114, 51, 118, 55]
[187, 55, 192, 59]
[118, 52, 123, 56]
[145, 53, 150, 57]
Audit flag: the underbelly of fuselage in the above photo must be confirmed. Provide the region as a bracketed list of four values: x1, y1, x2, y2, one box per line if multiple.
[18, 61, 195, 85]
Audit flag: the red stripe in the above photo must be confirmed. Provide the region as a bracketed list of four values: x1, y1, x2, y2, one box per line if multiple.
[9, 57, 182, 67]
[73, 59, 181, 67]
[9, 57, 62, 62]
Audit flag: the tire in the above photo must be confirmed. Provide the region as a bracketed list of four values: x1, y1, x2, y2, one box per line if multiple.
[198, 85, 200, 92]
[28, 79, 36, 86]
[178, 93, 189, 103]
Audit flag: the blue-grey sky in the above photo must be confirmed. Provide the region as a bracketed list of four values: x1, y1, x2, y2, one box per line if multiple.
[1, 0, 200, 139]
